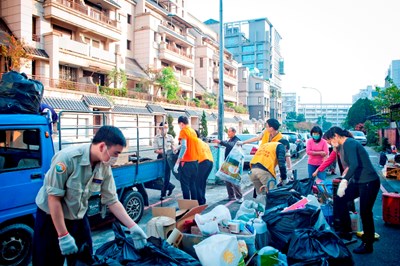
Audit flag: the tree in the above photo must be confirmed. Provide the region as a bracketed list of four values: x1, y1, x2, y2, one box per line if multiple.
[286, 112, 297, 120]
[344, 98, 376, 129]
[158, 67, 180, 101]
[200, 111, 208, 138]
[296, 114, 306, 122]
[167, 115, 175, 138]
[374, 80, 400, 121]
[0, 35, 31, 71]
[295, 121, 314, 132]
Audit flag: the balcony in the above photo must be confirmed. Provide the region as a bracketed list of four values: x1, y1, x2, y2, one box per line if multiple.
[159, 43, 194, 69]
[213, 68, 238, 85]
[213, 87, 237, 102]
[58, 38, 116, 66]
[31, 75, 98, 94]
[44, 0, 121, 41]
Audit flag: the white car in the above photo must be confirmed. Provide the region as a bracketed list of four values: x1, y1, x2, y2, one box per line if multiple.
[235, 134, 259, 169]
[207, 132, 227, 143]
[350, 130, 367, 146]
[281, 135, 298, 158]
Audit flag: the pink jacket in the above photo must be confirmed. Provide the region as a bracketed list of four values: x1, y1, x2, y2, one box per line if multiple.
[318, 150, 337, 171]
[306, 138, 329, 166]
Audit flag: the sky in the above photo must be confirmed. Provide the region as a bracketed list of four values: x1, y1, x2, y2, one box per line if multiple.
[187, 0, 400, 104]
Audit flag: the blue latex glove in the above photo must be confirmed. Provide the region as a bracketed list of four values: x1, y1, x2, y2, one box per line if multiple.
[58, 233, 78, 255]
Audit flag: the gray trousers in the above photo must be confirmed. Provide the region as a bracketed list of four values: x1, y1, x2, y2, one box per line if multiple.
[225, 181, 242, 199]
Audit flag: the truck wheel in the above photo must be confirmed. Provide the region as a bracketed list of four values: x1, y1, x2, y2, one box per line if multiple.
[121, 190, 144, 223]
[0, 223, 33, 266]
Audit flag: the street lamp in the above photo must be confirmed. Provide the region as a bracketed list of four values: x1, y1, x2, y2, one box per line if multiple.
[302, 86, 323, 126]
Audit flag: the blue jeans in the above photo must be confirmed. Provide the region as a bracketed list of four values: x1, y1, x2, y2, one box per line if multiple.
[308, 164, 327, 180]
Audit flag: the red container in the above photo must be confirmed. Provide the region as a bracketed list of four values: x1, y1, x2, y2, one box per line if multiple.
[382, 192, 400, 225]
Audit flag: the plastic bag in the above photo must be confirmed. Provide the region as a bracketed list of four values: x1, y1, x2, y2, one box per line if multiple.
[287, 228, 353, 266]
[0, 71, 44, 114]
[216, 144, 245, 186]
[262, 205, 320, 252]
[195, 205, 231, 235]
[194, 234, 242, 266]
[235, 200, 265, 222]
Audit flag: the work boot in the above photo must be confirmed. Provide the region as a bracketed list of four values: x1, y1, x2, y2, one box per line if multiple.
[353, 242, 373, 254]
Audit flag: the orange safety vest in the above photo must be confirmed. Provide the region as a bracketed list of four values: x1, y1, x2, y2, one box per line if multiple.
[198, 140, 214, 163]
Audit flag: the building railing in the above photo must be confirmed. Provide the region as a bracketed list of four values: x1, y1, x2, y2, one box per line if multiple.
[164, 43, 193, 60]
[32, 34, 40, 42]
[30, 74, 98, 94]
[50, 0, 118, 28]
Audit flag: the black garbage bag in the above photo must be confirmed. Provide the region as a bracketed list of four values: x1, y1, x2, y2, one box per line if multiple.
[127, 237, 201, 266]
[291, 177, 315, 196]
[262, 205, 320, 253]
[287, 227, 354, 266]
[95, 222, 140, 264]
[0, 71, 44, 114]
[265, 187, 302, 210]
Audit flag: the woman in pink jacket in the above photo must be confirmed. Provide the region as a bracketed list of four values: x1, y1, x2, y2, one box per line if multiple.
[306, 126, 329, 181]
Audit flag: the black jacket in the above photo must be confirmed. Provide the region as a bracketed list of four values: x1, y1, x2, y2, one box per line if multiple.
[219, 135, 241, 159]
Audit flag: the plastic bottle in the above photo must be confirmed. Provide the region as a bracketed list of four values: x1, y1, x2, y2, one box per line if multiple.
[350, 212, 359, 232]
[248, 218, 268, 250]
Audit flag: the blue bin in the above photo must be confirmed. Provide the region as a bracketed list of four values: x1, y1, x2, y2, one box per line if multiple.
[321, 203, 333, 225]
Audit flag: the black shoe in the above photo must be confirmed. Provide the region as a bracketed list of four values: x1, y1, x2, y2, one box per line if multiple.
[167, 184, 175, 196]
[160, 196, 166, 200]
[353, 242, 373, 254]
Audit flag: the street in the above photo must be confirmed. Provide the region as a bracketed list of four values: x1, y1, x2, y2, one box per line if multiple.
[92, 147, 400, 266]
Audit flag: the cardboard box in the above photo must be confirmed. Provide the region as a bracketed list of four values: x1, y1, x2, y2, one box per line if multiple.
[146, 216, 176, 239]
[386, 166, 400, 180]
[152, 199, 208, 232]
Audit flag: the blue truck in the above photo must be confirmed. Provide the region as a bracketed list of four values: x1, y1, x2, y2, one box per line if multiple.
[0, 111, 167, 265]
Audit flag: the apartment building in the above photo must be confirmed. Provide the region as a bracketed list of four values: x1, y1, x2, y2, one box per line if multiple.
[282, 92, 297, 120]
[352, 85, 377, 103]
[298, 103, 351, 127]
[0, 0, 253, 133]
[238, 66, 271, 120]
[386, 59, 400, 88]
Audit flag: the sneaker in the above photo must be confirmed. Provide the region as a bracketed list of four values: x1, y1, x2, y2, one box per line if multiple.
[237, 198, 244, 203]
[353, 242, 373, 254]
[225, 197, 236, 201]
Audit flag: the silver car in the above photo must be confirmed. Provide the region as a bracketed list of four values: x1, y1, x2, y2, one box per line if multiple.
[350, 130, 367, 146]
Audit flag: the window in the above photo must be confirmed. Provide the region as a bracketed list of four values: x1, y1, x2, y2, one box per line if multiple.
[127, 14, 131, 24]
[59, 65, 77, 81]
[92, 40, 100, 48]
[258, 97, 262, 104]
[255, 83, 261, 90]
[200, 57, 203, 68]
[0, 129, 41, 172]
[242, 54, 254, 61]
[127, 40, 131, 50]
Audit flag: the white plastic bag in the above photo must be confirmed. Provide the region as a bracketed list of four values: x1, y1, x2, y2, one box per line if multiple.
[216, 144, 245, 186]
[194, 234, 242, 266]
[195, 205, 232, 235]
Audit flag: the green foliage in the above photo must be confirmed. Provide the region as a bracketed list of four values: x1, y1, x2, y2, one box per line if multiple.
[286, 112, 297, 120]
[192, 98, 200, 107]
[344, 98, 376, 128]
[286, 122, 296, 132]
[157, 67, 179, 101]
[363, 120, 378, 146]
[200, 111, 208, 138]
[226, 102, 235, 108]
[296, 114, 306, 122]
[99, 86, 127, 97]
[167, 115, 175, 138]
[233, 105, 247, 114]
[107, 68, 127, 89]
[374, 81, 400, 118]
[203, 92, 217, 108]
[243, 128, 250, 134]
[224, 126, 228, 133]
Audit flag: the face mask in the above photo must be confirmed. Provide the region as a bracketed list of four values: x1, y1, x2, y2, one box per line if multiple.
[312, 135, 320, 141]
[103, 147, 118, 166]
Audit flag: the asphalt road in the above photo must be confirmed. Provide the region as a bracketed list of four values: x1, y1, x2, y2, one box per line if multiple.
[92, 147, 400, 265]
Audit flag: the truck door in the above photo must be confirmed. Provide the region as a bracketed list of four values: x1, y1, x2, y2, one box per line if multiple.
[0, 128, 45, 221]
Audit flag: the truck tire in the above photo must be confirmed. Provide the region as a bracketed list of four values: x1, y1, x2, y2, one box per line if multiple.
[0, 223, 33, 266]
[121, 190, 144, 223]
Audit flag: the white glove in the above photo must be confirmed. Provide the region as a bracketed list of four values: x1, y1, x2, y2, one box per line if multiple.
[173, 163, 179, 173]
[58, 233, 78, 255]
[282, 179, 288, 186]
[337, 179, 348, 197]
[236, 141, 243, 146]
[129, 224, 147, 250]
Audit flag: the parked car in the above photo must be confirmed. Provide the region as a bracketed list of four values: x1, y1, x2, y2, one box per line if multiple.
[299, 132, 311, 145]
[207, 132, 227, 143]
[282, 134, 298, 158]
[282, 132, 305, 156]
[236, 134, 259, 169]
[350, 130, 367, 146]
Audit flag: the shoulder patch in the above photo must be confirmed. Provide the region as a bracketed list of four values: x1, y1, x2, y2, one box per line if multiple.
[55, 162, 67, 174]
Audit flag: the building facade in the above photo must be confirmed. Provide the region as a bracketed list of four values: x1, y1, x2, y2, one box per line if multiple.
[282, 92, 297, 120]
[297, 103, 351, 127]
[386, 60, 400, 88]
[352, 85, 377, 103]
